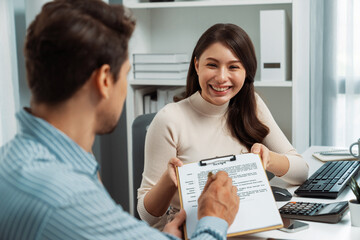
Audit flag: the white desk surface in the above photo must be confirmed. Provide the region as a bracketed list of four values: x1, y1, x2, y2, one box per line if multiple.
[230, 146, 360, 240]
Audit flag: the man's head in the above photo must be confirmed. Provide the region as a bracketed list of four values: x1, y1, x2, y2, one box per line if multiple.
[25, 0, 135, 105]
[24, 0, 135, 135]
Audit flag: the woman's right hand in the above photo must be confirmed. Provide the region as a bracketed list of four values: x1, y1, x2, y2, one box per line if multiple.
[167, 157, 183, 187]
[143, 157, 183, 217]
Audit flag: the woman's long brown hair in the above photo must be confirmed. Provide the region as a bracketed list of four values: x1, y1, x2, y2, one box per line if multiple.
[183, 23, 269, 150]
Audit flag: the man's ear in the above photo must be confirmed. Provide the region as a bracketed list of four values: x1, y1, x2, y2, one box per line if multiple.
[94, 64, 112, 99]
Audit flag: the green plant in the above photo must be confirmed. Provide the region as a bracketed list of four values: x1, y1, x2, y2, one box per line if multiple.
[349, 177, 360, 203]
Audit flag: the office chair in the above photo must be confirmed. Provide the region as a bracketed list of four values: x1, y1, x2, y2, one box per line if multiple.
[132, 113, 157, 219]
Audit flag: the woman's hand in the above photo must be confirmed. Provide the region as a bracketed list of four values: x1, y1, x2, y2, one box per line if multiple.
[167, 157, 183, 187]
[251, 143, 271, 170]
[251, 143, 290, 177]
[143, 157, 183, 217]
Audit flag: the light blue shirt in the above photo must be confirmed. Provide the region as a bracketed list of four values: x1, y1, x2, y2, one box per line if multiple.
[0, 109, 228, 240]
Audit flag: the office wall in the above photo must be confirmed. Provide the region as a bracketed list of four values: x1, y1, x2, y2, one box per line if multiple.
[14, 0, 30, 109]
[0, 0, 20, 146]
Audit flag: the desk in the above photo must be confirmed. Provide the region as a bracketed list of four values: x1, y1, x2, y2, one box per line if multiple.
[231, 146, 360, 240]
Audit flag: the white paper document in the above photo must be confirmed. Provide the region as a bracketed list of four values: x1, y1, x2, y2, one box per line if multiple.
[176, 153, 283, 239]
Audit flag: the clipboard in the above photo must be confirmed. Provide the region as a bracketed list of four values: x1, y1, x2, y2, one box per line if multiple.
[176, 153, 283, 239]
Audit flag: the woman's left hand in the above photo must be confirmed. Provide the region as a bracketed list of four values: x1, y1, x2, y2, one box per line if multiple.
[250, 143, 290, 177]
[251, 143, 271, 170]
[167, 157, 183, 188]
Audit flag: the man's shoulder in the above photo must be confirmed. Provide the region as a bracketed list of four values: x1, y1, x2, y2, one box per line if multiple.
[1, 137, 102, 208]
[24, 164, 101, 207]
[0, 134, 58, 168]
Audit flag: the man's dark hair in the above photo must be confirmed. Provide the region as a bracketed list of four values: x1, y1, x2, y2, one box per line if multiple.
[25, 0, 135, 104]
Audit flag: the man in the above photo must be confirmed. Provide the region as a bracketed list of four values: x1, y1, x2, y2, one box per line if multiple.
[0, 0, 239, 239]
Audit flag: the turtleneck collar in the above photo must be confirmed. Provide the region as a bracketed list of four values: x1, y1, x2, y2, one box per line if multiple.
[188, 91, 229, 117]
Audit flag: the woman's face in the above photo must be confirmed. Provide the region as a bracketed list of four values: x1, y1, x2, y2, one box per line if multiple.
[195, 42, 246, 106]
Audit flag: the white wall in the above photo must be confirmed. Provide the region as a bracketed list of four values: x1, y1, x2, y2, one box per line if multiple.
[0, 0, 20, 146]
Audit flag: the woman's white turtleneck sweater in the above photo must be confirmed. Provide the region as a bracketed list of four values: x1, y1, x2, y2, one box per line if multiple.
[137, 91, 309, 229]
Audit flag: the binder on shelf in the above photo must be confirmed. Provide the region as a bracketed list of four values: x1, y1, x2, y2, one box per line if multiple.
[150, 98, 157, 113]
[166, 86, 185, 103]
[156, 86, 171, 111]
[134, 87, 157, 117]
[260, 10, 290, 81]
[156, 86, 186, 111]
[134, 71, 187, 80]
[133, 53, 189, 64]
[134, 62, 189, 72]
[143, 91, 157, 114]
[176, 153, 283, 239]
[134, 86, 185, 117]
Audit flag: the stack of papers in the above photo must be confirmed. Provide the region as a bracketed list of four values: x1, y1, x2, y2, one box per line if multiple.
[133, 53, 189, 80]
[312, 149, 357, 162]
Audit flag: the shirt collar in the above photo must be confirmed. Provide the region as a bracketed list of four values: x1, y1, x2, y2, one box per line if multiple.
[188, 91, 229, 117]
[17, 108, 99, 176]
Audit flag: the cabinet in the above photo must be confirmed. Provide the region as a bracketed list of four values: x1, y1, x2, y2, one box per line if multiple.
[123, 0, 310, 216]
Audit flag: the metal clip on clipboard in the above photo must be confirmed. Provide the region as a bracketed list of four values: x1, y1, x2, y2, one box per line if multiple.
[199, 154, 236, 166]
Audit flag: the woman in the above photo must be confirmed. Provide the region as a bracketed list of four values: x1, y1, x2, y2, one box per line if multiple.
[137, 23, 309, 229]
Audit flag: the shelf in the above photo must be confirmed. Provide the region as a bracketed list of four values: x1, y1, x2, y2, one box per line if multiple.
[129, 79, 292, 87]
[124, 0, 292, 9]
[254, 81, 292, 87]
[129, 79, 186, 86]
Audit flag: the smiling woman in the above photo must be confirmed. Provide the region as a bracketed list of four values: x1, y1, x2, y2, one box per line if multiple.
[194, 42, 246, 106]
[137, 23, 309, 230]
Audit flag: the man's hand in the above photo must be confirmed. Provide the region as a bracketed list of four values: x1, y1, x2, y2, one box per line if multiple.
[163, 209, 186, 239]
[197, 171, 240, 226]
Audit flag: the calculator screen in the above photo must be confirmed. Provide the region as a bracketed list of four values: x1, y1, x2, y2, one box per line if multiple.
[317, 203, 342, 215]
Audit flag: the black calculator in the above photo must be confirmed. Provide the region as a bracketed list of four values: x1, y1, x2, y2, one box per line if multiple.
[279, 201, 349, 223]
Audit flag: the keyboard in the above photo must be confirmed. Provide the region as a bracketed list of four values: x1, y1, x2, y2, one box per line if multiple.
[295, 160, 360, 198]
